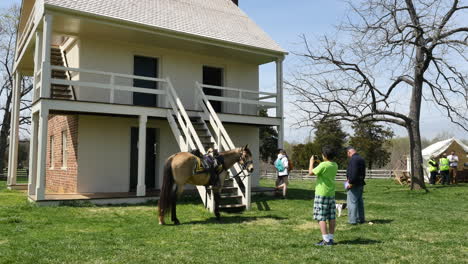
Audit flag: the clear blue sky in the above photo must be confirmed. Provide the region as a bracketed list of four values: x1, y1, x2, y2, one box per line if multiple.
[2, 0, 467, 142]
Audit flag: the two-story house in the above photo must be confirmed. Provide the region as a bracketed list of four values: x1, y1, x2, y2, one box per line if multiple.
[7, 0, 286, 210]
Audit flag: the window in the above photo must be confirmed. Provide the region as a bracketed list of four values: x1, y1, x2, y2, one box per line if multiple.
[49, 136, 54, 168]
[62, 131, 67, 169]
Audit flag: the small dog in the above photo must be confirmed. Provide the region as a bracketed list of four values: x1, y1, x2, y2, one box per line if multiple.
[336, 202, 347, 217]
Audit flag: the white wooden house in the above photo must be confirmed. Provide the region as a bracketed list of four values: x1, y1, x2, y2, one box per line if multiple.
[7, 0, 286, 209]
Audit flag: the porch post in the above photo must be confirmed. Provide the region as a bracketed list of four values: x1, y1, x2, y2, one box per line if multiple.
[40, 14, 53, 98]
[137, 115, 147, 197]
[276, 57, 284, 149]
[33, 31, 43, 100]
[35, 107, 49, 200]
[7, 72, 21, 186]
[28, 112, 39, 196]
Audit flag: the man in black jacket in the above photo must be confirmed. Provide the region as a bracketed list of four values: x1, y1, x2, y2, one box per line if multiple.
[346, 147, 366, 224]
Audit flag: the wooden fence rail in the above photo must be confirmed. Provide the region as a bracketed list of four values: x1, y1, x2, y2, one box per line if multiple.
[260, 169, 402, 181]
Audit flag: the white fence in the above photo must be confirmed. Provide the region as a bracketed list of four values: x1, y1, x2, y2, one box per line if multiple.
[261, 169, 401, 181]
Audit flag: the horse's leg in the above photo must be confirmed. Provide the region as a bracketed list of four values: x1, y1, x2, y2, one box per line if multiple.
[213, 189, 221, 221]
[171, 184, 181, 225]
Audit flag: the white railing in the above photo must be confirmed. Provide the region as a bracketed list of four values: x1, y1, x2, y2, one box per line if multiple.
[196, 83, 278, 116]
[48, 66, 167, 103]
[195, 82, 251, 209]
[165, 80, 213, 210]
[16, 4, 37, 61]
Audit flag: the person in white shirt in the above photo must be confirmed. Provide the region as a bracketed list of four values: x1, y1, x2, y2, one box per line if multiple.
[274, 149, 289, 198]
[447, 151, 459, 184]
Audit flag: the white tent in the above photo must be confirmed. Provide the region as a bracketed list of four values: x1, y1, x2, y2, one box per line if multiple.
[421, 138, 468, 182]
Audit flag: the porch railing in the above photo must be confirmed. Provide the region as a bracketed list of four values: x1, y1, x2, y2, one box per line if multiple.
[196, 83, 278, 117]
[47, 66, 167, 104]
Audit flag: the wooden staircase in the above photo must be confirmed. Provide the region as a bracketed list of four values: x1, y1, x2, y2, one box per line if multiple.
[190, 115, 247, 212]
[51, 47, 74, 100]
[165, 80, 249, 212]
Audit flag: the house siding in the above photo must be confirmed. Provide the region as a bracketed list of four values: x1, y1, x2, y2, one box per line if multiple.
[46, 114, 79, 193]
[72, 37, 259, 115]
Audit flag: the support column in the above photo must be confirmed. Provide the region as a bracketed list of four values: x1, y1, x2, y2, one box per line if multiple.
[7, 72, 22, 187]
[35, 107, 49, 200]
[28, 113, 39, 196]
[137, 115, 147, 197]
[276, 57, 285, 149]
[40, 14, 53, 98]
[33, 31, 43, 101]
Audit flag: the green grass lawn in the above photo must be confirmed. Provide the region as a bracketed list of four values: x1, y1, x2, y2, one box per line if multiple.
[0, 179, 467, 264]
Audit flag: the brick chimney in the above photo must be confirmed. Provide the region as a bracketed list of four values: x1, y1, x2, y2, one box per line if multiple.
[232, 0, 238, 6]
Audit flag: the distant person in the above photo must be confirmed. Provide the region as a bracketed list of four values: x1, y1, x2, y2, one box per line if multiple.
[428, 156, 438, 185]
[447, 151, 459, 184]
[308, 146, 338, 246]
[439, 153, 450, 185]
[346, 147, 366, 225]
[274, 149, 289, 198]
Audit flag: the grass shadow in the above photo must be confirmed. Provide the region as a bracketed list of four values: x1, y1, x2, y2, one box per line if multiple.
[255, 200, 271, 211]
[369, 219, 393, 224]
[182, 215, 287, 225]
[338, 238, 382, 245]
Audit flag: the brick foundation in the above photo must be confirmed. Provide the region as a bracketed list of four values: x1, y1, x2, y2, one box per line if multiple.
[46, 115, 79, 193]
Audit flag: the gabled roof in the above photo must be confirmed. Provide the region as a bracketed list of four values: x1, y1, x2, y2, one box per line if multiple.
[44, 0, 286, 54]
[422, 138, 468, 160]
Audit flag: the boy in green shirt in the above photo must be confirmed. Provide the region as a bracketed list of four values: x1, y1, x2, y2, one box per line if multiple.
[308, 146, 338, 246]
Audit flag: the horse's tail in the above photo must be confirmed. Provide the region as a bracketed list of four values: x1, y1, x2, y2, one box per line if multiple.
[158, 155, 175, 217]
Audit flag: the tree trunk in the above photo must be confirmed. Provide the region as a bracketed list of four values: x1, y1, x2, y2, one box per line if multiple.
[407, 46, 427, 190]
[407, 121, 426, 190]
[0, 95, 12, 177]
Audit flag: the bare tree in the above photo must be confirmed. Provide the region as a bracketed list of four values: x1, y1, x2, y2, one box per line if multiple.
[0, 5, 33, 175]
[286, 0, 467, 190]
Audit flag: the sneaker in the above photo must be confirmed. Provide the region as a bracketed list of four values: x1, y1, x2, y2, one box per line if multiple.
[315, 240, 334, 246]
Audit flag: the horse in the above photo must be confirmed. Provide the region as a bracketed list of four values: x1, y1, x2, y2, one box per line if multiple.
[158, 145, 254, 225]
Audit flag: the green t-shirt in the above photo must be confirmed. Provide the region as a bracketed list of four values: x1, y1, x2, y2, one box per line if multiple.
[313, 161, 338, 197]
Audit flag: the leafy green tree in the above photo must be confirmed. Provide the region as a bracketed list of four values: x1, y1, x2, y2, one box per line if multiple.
[349, 122, 394, 169]
[258, 109, 278, 163]
[313, 119, 348, 167]
[291, 142, 321, 169]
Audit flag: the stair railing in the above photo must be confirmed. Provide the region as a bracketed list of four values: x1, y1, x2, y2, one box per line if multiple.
[165, 78, 214, 210]
[195, 82, 251, 209]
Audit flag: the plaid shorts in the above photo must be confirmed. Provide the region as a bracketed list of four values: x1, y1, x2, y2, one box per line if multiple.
[313, 195, 336, 221]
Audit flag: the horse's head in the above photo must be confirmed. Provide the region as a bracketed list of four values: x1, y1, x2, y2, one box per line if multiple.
[240, 144, 254, 173]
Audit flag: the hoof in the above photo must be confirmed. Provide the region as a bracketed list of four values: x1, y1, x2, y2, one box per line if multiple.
[173, 219, 180, 225]
[159, 221, 165, 225]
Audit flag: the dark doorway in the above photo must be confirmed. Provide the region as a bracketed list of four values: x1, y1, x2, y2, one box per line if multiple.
[130, 127, 157, 191]
[133, 56, 158, 107]
[203, 66, 223, 113]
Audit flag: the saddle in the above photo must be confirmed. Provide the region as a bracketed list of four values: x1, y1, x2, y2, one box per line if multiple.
[190, 149, 225, 186]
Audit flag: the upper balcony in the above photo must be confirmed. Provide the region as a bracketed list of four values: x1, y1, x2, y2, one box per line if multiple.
[16, 1, 286, 126]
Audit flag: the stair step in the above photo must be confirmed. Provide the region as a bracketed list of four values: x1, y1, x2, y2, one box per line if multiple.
[220, 194, 242, 199]
[218, 204, 246, 213]
[52, 84, 69, 89]
[52, 95, 73, 99]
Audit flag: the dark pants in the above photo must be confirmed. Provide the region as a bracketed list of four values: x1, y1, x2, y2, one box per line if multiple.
[440, 170, 450, 185]
[347, 185, 365, 224]
[429, 171, 437, 185]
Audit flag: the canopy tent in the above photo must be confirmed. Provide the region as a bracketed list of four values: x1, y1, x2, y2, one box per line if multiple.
[421, 138, 468, 182]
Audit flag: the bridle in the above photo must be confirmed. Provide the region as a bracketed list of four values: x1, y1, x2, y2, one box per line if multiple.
[233, 151, 253, 180]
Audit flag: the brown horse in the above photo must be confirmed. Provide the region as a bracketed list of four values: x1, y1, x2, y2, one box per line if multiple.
[158, 145, 254, 225]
